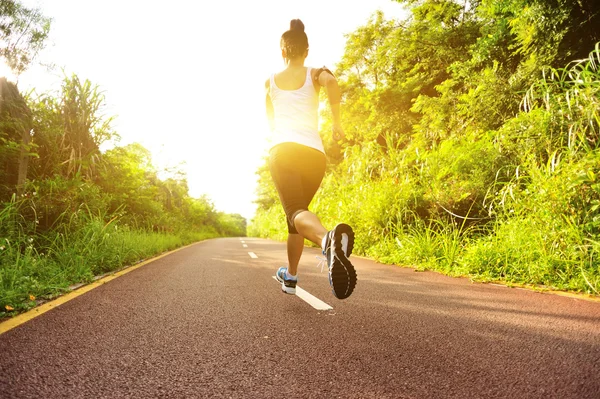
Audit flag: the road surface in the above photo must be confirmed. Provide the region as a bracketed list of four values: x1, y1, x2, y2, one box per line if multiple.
[1, 237, 599, 398]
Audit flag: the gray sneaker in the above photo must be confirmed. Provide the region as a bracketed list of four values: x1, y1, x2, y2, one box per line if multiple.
[323, 224, 356, 299]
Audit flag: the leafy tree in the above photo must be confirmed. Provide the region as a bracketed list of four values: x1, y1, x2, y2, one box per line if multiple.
[217, 213, 247, 237]
[253, 160, 278, 211]
[99, 143, 161, 226]
[0, 0, 50, 74]
[0, 77, 31, 199]
[251, 1, 600, 292]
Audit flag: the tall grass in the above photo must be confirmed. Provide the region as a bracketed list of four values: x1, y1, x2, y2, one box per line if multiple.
[0, 197, 218, 317]
[249, 45, 600, 296]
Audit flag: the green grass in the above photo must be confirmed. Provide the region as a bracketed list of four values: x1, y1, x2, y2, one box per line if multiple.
[249, 45, 600, 297]
[249, 206, 599, 295]
[0, 210, 219, 318]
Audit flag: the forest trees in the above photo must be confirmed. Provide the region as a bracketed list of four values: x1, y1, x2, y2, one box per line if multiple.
[8, 73, 245, 235]
[1, 1, 246, 315]
[0, 1, 50, 199]
[250, 0, 600, 294]
[0, 0, 50, 74]
[0, 0, 246, 238]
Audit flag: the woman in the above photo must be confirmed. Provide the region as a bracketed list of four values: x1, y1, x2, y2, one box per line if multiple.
[265, 19, 357, 300]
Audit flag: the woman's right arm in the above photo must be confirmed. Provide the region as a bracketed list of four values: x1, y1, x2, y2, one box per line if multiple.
[317, 70, 345, 141]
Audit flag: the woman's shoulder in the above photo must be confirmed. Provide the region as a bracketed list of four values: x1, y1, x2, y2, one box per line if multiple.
[308, 67, 320, 83]
[309, 66, 334, 84]
[265, 72, 278, 89]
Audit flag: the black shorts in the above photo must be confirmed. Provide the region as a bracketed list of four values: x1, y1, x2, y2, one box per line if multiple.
[268, 142, 326, 234]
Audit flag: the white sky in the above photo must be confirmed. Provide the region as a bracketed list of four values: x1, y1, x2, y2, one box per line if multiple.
[13, 0, 407, 220]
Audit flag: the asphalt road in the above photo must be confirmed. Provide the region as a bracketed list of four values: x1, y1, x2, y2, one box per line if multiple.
[1, 237, 599, 398]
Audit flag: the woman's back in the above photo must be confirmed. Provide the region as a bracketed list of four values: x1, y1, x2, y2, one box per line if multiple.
[274, 67, 313, 91]
[269, 66, 322, 152]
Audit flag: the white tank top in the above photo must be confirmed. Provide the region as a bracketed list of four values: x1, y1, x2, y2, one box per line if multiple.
[269, 67, 324, 153]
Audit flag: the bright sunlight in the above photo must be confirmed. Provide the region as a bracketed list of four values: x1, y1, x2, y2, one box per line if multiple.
[15, 0, 407, 220]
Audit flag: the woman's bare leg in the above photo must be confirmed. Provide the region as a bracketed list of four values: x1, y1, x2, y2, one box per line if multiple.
[293, 211, 328, 248]
[286, 233, 304, 276]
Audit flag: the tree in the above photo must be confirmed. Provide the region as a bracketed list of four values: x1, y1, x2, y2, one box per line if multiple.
[99, 143, 161, 224]
[0, 77, 31, 198]
[0, 0, 50, 74]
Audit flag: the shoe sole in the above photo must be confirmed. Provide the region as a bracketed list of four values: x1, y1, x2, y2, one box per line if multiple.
[329, 223, 357, 300]
[275, 273, 296, 295]
[281, 285, 296, 295]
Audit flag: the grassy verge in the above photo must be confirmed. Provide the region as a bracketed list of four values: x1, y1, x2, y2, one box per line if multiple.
[249, 215, 599, 297]
[0, 216, 219, 318]
[370, 217, 599, 295]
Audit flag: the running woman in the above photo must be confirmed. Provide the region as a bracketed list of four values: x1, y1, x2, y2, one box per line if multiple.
[265, 19, 357, 300]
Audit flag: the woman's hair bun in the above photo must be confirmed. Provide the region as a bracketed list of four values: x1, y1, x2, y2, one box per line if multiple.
[290, 19, 305, 32]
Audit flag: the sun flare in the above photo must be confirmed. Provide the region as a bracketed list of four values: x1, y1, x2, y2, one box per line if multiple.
[0, 60, 15, 81]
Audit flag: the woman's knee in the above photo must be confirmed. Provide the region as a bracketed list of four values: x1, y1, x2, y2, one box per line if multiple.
[286, 208, 308, 233]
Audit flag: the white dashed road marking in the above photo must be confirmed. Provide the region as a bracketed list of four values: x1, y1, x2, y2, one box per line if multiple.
[248, 252, 258, 259]
[243, 244, 248, 248]
[271, 276, 333, 311]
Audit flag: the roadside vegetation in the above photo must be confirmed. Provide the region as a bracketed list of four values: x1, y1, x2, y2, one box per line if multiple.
[0, 1, 246, 317]
[250, 0, 600, 295]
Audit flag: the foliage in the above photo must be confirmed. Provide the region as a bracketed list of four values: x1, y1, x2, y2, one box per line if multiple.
[0, 0, 50, 74]
[0, 194, 220, 317]
[0, 71, 247, 315]
[0, 78, 32, 198]
[26, 74, 115, 182]
[250, 0, 600, 295]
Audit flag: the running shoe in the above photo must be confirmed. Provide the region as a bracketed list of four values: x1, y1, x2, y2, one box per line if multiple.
[275, 266, 297, 295]
[323, 223, 357, 299]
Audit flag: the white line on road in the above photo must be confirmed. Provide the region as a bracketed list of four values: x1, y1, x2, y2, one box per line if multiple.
[243, 244, 248, 248]
[248, 252, 258, 259]
[271, 276, 333, 311]
[241, 241, 246, 244]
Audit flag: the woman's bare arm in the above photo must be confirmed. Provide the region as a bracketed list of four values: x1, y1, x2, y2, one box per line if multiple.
[317, 70, 345, 141]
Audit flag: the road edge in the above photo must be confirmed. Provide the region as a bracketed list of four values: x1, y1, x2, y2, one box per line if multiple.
[0, 240, 206, 336]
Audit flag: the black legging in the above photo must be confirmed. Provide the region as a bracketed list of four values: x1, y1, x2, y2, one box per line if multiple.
[268, 142, 326, 234]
